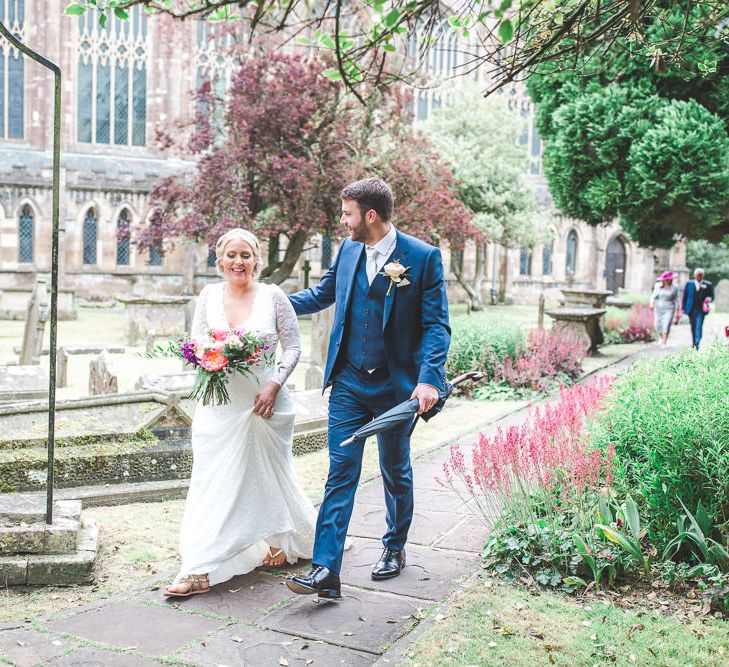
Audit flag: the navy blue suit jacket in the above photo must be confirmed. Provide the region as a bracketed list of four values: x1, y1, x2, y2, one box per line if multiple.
[681, 280, 714, 314]
[289, 230, 451, 402]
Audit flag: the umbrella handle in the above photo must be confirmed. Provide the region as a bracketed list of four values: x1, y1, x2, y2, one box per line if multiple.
[449, 371, 485, 387]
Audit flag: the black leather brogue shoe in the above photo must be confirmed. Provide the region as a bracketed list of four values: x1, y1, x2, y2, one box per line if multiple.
[286, 566, 342, 599]
[371, 547, 406, 580]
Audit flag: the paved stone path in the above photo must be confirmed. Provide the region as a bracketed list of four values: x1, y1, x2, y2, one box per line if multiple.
[1, 319, 725, 667]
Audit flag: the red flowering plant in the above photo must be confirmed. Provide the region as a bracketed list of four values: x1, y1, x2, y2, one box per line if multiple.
[438, 378, 641, 589]
[619, 303, 655, 343]
[148, 328, 274, 405]
[495, 328, 588, 393]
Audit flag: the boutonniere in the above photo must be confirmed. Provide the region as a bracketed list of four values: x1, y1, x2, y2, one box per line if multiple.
[381, 260, 411, 296]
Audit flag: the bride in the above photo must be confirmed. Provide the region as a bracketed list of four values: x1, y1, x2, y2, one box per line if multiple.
[164, 228, 317, 597]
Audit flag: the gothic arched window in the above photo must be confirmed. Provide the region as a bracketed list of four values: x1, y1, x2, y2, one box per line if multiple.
[519, 247, 532, 276]
[1, 0, 25, 139]
[82, 208, 98, 265]
[207, 247, 217, 268]
[116, 208, 131, 265]
[18, 204, 33, 263]
[542, 238, 554, 276]
[149, 244, 163, 266]
[566, 230, 578, 276]
[77, 7, 147, 145]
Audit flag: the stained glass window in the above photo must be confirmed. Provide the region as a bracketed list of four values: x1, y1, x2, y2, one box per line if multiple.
[542, 239, 554, 276]
[77, 7, 147, 145]
[1, 0, 25, 139]
[519, 248, 532, 276]
[18, 204, 33, 263]
[566, 230, 578, 276]
[83, 208, 98, 265]
[149, 244, 163, 266]
[116, 208, 130, 265]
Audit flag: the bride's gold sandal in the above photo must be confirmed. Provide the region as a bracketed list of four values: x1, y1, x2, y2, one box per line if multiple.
[164, 574, 210, 598]
[261, 547, 287, 569]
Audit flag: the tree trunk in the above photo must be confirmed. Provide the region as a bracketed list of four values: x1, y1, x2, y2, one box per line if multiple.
[260, 230, 308, 285]
[498, 246, 509, 302]
[451, 248, 483, 312]
[470, 242, 487, 310]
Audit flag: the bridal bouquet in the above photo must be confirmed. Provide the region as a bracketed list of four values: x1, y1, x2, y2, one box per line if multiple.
[149, 328, 274, 406]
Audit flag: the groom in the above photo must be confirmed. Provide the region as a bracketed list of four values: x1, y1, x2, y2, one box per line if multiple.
[286, 178, 451, 599]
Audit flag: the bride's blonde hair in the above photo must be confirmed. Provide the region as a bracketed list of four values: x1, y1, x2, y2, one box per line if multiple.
[215, 228, 263, 278]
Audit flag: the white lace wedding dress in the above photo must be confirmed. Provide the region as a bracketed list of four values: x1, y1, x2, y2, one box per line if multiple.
[175, 281, 317, 586]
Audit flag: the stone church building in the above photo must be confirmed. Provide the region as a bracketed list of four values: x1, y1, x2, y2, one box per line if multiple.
[0, 0, 685, 308]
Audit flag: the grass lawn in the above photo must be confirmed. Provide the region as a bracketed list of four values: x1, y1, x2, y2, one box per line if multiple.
[404, 580, 729, 667]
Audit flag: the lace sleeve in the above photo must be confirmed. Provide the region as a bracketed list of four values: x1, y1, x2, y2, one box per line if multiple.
[190, 284, 210, 340]
[272, 286, 301, 387]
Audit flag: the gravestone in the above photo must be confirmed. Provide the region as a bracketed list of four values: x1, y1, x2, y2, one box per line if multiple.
[305, 364, 324, 391]
[19, 277, 50, 365]
[184, 296, 197, 334]
[310, 306, 334, 366]
[135, 371, 196, 395]
[145, 329, 157, 354]
[714, 280, 729, 313]
[181, 243, 198, 295]
[0, 365, 48, 403]
[118, 296, 192, 345]
[88, 351, 118, 396]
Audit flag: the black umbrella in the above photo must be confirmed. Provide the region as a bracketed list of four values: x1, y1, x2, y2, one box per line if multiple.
[339, 371, 484, 446]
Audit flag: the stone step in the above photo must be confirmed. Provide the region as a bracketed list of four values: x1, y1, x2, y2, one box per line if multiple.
[0, 517, 98, 586]
[0, 517, 80, 555]
[0, 496, 81, 526]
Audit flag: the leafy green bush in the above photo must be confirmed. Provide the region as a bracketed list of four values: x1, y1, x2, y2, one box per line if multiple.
[445, 315, 525, 381]
[589, 343, 729, 544]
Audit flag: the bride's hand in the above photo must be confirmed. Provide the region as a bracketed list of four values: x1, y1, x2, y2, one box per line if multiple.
[253, 381, 281, 419]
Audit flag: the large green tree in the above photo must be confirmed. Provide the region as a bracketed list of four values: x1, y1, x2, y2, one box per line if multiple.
[64, 1, 729, 100]
[422, 84, 539, 309]
[527, 2, 729, 248]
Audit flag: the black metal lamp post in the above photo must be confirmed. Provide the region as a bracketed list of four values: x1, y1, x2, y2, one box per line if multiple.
[0, 20, 62, 525]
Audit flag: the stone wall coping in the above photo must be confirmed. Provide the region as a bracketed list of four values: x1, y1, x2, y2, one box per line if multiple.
[0, 391, 178, 417]
[545, 307, 606, 320]
[560, 288, 613, 297]
[118, 296, 193, 305]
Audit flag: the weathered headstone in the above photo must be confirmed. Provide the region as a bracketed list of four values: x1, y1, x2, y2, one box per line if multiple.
[310, 306, 334, 366]
[537, 293, 545, 330]
[305, 364, 324, 391]
[714, 279, 729, 313]
[19, 277, 50, 365]
[118, 296, 192, 345]
[145, 329, 157, 354]
[88, 350, 118, 396]
[135, 371, 196, 395]
[0, 365, 48, 402]
[181, 243, 198, 295]
[184, 296, 198, 334]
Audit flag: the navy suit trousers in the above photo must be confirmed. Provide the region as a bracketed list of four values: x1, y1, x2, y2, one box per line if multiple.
[689, 309, 706, 349]
[313, 363, 414, 575]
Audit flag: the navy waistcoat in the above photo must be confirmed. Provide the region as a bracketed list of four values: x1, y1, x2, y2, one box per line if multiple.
[342, 252, 389, 370]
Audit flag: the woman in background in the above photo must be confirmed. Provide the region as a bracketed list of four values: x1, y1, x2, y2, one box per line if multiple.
[650, 270, 679, 346]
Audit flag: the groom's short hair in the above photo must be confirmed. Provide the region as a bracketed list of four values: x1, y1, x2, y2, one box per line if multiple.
[341, 178, 393, 222]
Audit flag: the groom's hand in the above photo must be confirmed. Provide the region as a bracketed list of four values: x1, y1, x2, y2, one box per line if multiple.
[411, 384, 439, 415]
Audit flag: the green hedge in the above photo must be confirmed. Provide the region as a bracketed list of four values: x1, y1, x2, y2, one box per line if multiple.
[589, 343, 729, 544]
[446, 314, 525, 381]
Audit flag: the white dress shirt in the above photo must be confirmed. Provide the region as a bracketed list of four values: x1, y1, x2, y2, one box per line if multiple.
[365, 225, 398, 285]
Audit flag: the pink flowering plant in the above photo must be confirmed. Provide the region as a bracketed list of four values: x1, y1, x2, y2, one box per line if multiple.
[148, 328, 274, 405]
[438, 378, 648, 589]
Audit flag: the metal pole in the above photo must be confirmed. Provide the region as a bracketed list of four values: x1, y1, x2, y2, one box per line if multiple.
[0, 21, 62, 525]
